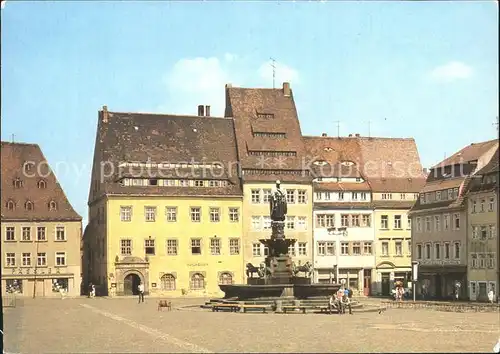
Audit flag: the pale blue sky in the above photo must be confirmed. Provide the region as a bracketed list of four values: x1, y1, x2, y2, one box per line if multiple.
[1, 1, 498, 224]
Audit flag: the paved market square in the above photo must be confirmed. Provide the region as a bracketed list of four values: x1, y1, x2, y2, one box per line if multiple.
[3, 297, 499, 353]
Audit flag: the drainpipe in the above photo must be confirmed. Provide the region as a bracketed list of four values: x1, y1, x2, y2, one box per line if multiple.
[497, 178, 499, 303]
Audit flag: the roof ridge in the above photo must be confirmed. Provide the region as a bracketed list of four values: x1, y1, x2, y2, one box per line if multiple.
[105, 111, 229, 120]
[302, 135, 415, 141]
[1, 141, 40, 147]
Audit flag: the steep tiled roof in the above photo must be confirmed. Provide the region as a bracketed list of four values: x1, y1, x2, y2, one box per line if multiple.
[225, 83, 311, 182]
[314, 202, 373, 210]
[371, 200, 416, 209]
[420, 177, 464, 193]
[1, 142, 81, 221]
[433, 139, 498, 168]
[91, 109, 242, 199]
[313, 182, 371, 192]
[368, 178, 426, 193]
[468, 147, 499, 194]
[475, 146, 499, 175]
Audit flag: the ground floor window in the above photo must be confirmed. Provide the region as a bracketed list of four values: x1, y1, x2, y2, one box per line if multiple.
[52, 278, 68, 292]
[190, 273, 205, 290]
[161, 274, 176, 291]
[219, 272, 233, 285]
[6, 279, 23, 294]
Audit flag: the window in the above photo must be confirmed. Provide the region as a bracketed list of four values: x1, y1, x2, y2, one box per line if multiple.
[316, 214, 326, 228]
[297, 217, 307, 230]
[394, 215, 402, 229]
[480, 226, 487, 240]
[22, 253, 31, 266]
[251, 189, 261, 203]
[5, 227, 15, 241]
[381, 215, 389, 229]
[55, 252, 66, 266]
[161, 274, 176, 290]
[341, 214, 349, 227]
[6, 200, 15, 211]
[190, 207, 201, 222]
[37, 227, 46, 241]
[352, 193, 358, 201]
[263, 216, 272, 229]
[210, 207, 220, 222]
[120, 206, 132, 222]
[21, 227, 31, 241]
[472, 200, 477, 213]
[352, 242, 361, 255]
[340, 242, 349, 255]
[443, 214, 450, 230]
[434, 215, 440, 232]
[317, 242, 326, 256]
[471, 253, 478, 268]
[229, 208, 239, 222]
[194, 180, 204, 187]
[145, 239, 155, 255]
[362, 242, 372, 255]
[166, 239, 178, 256]
[55, 226, 66, 241]
[191, 239, 202, 255]
[286, 189, 296, 204]
[298, 242, 307, 256]
[401, 193, 406, 200]
[420, 194, 425, 204]
[179, 179, 189, 187]
[165, 207, 177, 222]
[219, 272, 233, 285]
[338, 192, 344, 201]
[454, 242, 460, 259]
[425, 217, 431, 232]
[395, 241, 402, 256]
[144, 206, 156, 222]
[324, 192, 331, 201]
[190, 273, 205, 290]
[13, 178, 23, 188]
[480, 199, 485, 212]
[444, 243, 450, 259]
[380, 242, 388, 256]
[434, 243, 441, 259]
[362, 215, 371, 227]
[120, 239, 132, 255]
[262, 189, 272, 203]
[487, 254, 495, 268]
[315, 192, 322, 201]
[210, 238, 221, 255]
[37, 252, 47, 266]
[298, 190, 307, 204]
[382, 193, 393, 200]
[288, 244, 296, 256]
[425, 244, 431, 259]
[435, 191, 440, 201]
[252, 243, 261, 256]
[286, 216, 296, 230]
[351, 215, 360, 227]
[5, 253, 16, 267]
[251, 216, 261, 231]
[488, 197, 495, 212]
[361, 192, 367, 201]
[416, 217, 422, 232]
[416, 244, 422, 259]
[453, 213, 460, 230]
[489, 225, 496, 239]
[229, 238, 240, 255]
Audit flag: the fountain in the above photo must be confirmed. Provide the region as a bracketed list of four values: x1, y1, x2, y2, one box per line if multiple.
[218, 180, 341, 302]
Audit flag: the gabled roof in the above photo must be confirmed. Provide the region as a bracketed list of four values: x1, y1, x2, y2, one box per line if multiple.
[1, 142, 81, 221]
[433, 139, 498, 168]
[91, 109, 242, 198]
[225, 83, 311, 182]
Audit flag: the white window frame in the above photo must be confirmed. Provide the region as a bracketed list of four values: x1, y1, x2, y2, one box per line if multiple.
[209, 207, 221, 223]
[210, 238, 221, 255]
[190, 207, 201, 222]
[55, 225, 66, 241]
[145, 206, 157, 222]
[120, 239, 132, 256]
[166, 239, 178, 256]
[229, 238, 240, 255]
[165, 207, 177, 222]
[229, 208, 239, 222]
[120, 206, 132, 222]
[5, 252, 16, 267]
[298, 242, 307, 256]
[55, 251, 66, 266]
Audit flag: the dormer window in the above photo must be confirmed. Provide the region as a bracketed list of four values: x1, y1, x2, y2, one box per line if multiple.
[341, 160, 355, 166]
[49, 201, 57, 211]
[313, 160, 328, 166]
[38, 179, 47, 189]
[25, 201, 34, 211]
[13, 178, 23, 188]
[24, 161, 35, 173]
[324, 147, 333, 152]
[6, 200, 15, 211]
[256, 112, 274, 119]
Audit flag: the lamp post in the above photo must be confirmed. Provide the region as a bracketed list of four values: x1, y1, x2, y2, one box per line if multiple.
[328, 227, 348, 284]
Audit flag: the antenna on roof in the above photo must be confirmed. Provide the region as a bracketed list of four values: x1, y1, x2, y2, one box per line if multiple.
[493, 116, 499, 132]
[11, 134, 14, 143]
[333, 120, 341, 137]
[366, 120, 372, 138]
[270, 57, 276, 89]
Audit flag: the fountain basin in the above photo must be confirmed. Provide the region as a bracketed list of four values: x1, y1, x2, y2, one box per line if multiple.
[219, 282, 341, 300]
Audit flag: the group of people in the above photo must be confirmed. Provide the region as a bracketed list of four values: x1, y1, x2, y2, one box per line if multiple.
[329, 287, 353, 315]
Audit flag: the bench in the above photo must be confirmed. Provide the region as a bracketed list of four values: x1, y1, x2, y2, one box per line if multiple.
[158, 300, 172, 311]
[240, 304, 267, 313]
[282, 305, 314, 314]
[212, 303, 240, 312]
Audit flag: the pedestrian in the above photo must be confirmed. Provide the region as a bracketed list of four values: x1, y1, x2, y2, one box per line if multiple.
[328, 293, 335, 314]
[91, 284, 96, 298]
[336, 288, 344, 314]
[488, 289, 495, 304]
[138, 282, 145, 303]
[88, 282, 93, 298]
[344, 288, 352, 315]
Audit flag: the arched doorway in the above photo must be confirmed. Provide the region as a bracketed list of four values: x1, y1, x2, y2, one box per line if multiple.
[124, 273, 141, 295]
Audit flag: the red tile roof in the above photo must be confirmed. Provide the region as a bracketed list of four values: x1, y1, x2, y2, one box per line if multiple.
[1, 142, 81, 221]
[433, 139, 498, 168]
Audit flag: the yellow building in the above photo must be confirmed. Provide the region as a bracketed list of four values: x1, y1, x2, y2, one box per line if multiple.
[84, 105, 244, 297]
[224, 83, 314, 276]
[1, 142, 82, 297]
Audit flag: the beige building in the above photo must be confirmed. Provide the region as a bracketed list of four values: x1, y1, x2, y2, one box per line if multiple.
[466, 147, 498, 301]
[410, 139, 498, 300]
[1, 142, 82, 297]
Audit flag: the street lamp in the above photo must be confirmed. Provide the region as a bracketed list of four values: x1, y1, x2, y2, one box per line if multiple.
[328, 227, 348, 284]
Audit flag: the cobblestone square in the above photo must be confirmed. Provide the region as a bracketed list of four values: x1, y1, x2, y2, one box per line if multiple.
[3, 297, 499, 353]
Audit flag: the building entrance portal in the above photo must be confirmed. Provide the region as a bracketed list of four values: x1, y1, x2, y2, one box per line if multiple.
[124, 273, 141, 295]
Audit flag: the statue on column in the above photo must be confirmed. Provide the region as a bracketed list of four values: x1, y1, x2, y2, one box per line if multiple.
[269, 180, 287, 221]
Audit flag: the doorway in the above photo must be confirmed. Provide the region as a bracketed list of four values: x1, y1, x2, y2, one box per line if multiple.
[381, 273, 390, 296]
[124, 273, 141, 295]
[435, 275, 442, 299]
[363, 269, 371, 296]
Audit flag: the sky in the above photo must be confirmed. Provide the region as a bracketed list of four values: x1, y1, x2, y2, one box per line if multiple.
[1, 1, 498, 226]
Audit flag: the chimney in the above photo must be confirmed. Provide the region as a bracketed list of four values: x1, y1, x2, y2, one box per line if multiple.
[355, 133, 360, 137]
[205, 105, 211, 117]
[322, 133, 327, 137]
[348, 134, 353, 137]
[197, 105, 205, 117]
[102, 105, 108, 123]
[283, 82, 290, 97]
[225, 83, 232, 89]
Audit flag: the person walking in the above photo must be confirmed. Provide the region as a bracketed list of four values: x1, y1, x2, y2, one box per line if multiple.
[88, 282, 93, 298]
[138, 282, 145, 303]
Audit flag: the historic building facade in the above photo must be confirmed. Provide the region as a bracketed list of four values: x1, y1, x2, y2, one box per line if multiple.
[84, 106, 244, 297]
[225, 83, 313, 276]
[466, 147, 498, 301]
[1, 142, 82, 297]
[410, 139, 498, 300]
